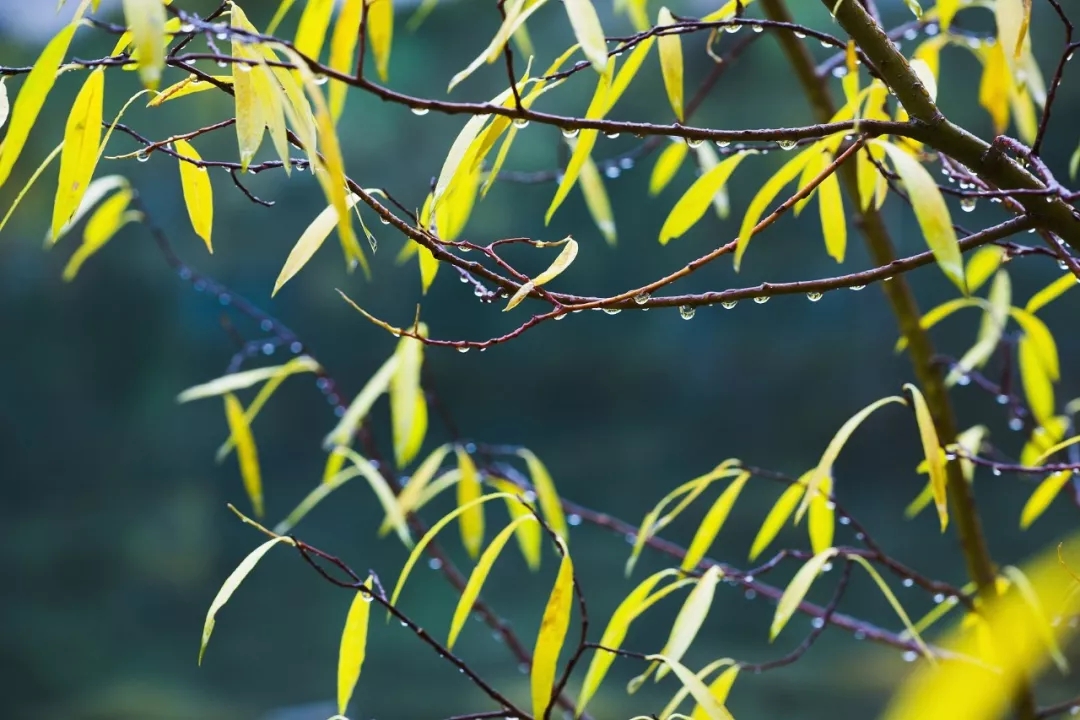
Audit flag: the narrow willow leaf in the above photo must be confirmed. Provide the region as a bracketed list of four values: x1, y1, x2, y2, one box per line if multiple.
[1031, 436, 1080, 468]
[199, 536, 292, 665]
[771, 549, 837, 640]
[578, 154, 616, 244]
[518, 449, 569, 544]
[447, 0, 547, 91]
[877, 142, 965, 292]
[966, 246, 1006, 293]
[659, 154, 745, 244]
[328, 0, 364, 120]
[273, 465, 360, 535]
[947, 270, 1010, 386]
[383, 443, 452, 535]
[337, 576, 374, 715]
[266, 0, 299, 34]
[649, 141, 689, 195]
[390, 326, 427, 467]
[368, 0, 394, 81]
[1021, 417, 1069, 466]
[797, 396, 905, 522]
[122, 0, 167, 90]
[63, 187, 138, 281]
[1026, 273, 1075, 314]
[1000, 565, 1069, 671]
[691, 665, 740, 720]
[1019, 336, 1054, 424]
[505, 237, 579, 311]
[324, 354, 400, 450]
[179, 358, 320, 403]
[646, 655, 734, 720]
[693, 143, 731, 219]
[749, 478, 806, 561]
[455, 446, 485, 558]
[1009, 307, 1059, 380]
[231, 7, 265, 171]
[274, 194, 363, 295]
[656, 8, 684, 120]
[660, 658, 736, 720]
[174, 139, 213, 252]
[412, 469, 462, 514]
[847, 555, 932, 660]
[335, 446, 411, 546]
[896, 298, 983, 352]
[295, 0, 335, 61]
[808, 474, 835, 555]
[224, 393, 264, 518]
[818, 171, 846, 262]
[607, 35, 655, 112]
[52, 68, 104, 240]
[564, 0, 608, 72]
[546, 66, 612, 222]
[735, 146, 817, 270]
[433, 85, 517, 205]
[1, 142, 63, 237]
[682, 473, 750, 571]
[0, 23, 78, 190]
[47, 175, 128, 246]
[1019, 470, 1073, 529]
[488, 478, 543, 570]
[656, 566, 722, 679]
[532, 540, 575, 720]
[148, 75, 233, 107]
[904, 384, 948, 532]
[577, 570, 678, 715]
[448, 516, 536, 649]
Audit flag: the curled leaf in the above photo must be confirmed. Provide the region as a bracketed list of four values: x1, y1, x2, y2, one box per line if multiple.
[504, 238, 579, 311]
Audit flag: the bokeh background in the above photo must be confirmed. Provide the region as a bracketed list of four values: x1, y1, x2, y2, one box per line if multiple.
[1, 1, 1078, 718]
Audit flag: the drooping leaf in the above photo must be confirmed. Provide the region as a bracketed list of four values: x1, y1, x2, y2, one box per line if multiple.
[904, 384, 948, 532]
[199, 536, 293, 665]
[607, 35, 655, 112]
[390, 326, 427, 467]
[383, 443, 452, 534]
[273, 464, 362, 535]
[771, 549, 837, 640]
[808, 473, 835, 555]
[52, 68, 105, 240]
[659, 153, 745, 244]
[1000, 564, 1069, 671]
[224, 393, 264, 518]
[337, 576, 374, 715]
[691, 665, 740, 720]
[174, 139, 214, 252]
[368, 0, 395, 82]
[1009, 307, 1059, 381]
[682, 472, 750, 571]
[659, 658, 736, 720]
[455, 445, 485, 558]
[488, 477, 543, 570]
[518, 449, 569, 544]
[655, 566, 722, 679]
[324, 353, 400, 450]
[63, 186, 139, 281]
[1019, 336, 1054, 425]
[295, 0, 335, 62]
[735, 145, 817, 270]
[335, 447, 412, 547]
[328, 0, 364, 120]
[447, 0, 548, 91]
[545, 66, 612, 223]
[122, 0, 168, 90]
[147, 75, 233, 107]
[656, 8, 684, 121]
[47, 175, 128, 246]
[649, 141, 689, 196]
[1019, 470, 1074, 529]
[564, 0, 608, 72]
[504, 237, 579, 311]
[846, 554, 932, 660]
[531, 539, 575, 720]
[645, 655, 734, 720]
[749, 477, 806, 561]
[274, 194, 364, 295]
[818, 169, 846, 262]
[578, 154, 616, 244]
[1025, 273, 1076, 314]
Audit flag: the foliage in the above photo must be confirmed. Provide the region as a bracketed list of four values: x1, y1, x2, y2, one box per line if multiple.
[3, 0, 1080, 718]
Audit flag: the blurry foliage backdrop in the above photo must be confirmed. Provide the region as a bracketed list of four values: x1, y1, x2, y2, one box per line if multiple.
[1, 0, 1078, 718]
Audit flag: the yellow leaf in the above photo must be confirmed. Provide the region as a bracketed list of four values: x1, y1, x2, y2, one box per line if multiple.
[383, 443, 452, 534]
[390, 327, 427, 467]
[531, 540, 575, 720]
[649, 141, 689, 196]
[52, 68, 105, 241]
[646, 655, 734, 720]
[1019, 336, 1055, 426]
[63, 186, 138, 281]
[0, 23, 78, 190]
[148, 75, 233, 107]
[488, 478, 543, 570]
[965, 246, 1006, 293]
[693, 143, 732, 219]
[735, 145, 817, 270]
[564, 0, 608, 72]
[274, 194, 364, 295]
[329, 0, 364, 120]
[691, 665, 739, 720]
[273, 463, 361, 535]
[1000, 564, 1069, 671]
[337, 576, 373, 715]
[47, 175, 128, 246]
[455, 446, 485, 558]
[656, 8, 683, 121]
[1020, 470, 1073, 529]
[518, 449, 569, 544]
[1026, 273, 1075, 314]
[659, 153, 745, 244]
[178, 357, 320, 404]
[334, 447, 411, 545]
[448, 516, 537, 649]
[578, 154, 616, 244]
[896, 297, 984, 353]
[174, 139, 213, 252]
[504, 237, 579, 311]
[979, 42, 1011, 134]
[659, 658, 736, 720]
[904, 384, 948, 531]
[199, 536, 293, 665]
[808, 474, 835, 555]
[655, 566, 722, 679]
[607, 35, 655, 112]
[682, 472, 750, 571]
[1021, 417, 1069, 466]
[846, 555, 932, 659]
[368, 0, 394, 82]
[546, 65, 612, 223]
[749, 478, 806, 561]
[224, 393, 264, 518]
[877, 141, 965, 292]
[324, 354, 400, 450]
[447, 0, 548, 91]
[771, 549, 837, 640]
[798, 396, 905, 522]
[433, 85, 518, 207]
[948, 270, 1011, 386]
[818, 170, 846, 262]
[231, 7, 267, 171]
[577, 570, 678, 715]
[1030, 436, 1080, 468]
[1010, 306, 1060, 381]
[267, 0, 299, 34]
[122, 0, 167, 90]
[295, 0, 335, 61]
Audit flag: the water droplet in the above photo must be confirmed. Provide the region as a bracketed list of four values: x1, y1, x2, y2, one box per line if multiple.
[512, 117, 530, 129]
[316, 377, 331, 392]
[933, 593, 946, 604]
[807, 291, 822, 302]
[1070, 706, 1079, 717]
[678, 305, 696, 320]
[850, 285, 865, 291]
[996, 394, 1009, 405]
[839, 515, 851, 525]
[777, 139, 797, 151]
[752, 24, 764, 33]
[634, 292, 650, 304]
[903, 28, 919, 41]
[686, 137, 704, 148]
[568, 513, 582, 526]
[428, 558, 443, 570]
[216, 60, 229, 68]
[902, 578, 915, 588]
[854, 630, 866, 640]
[180, 23, 196, 33]
[619, 157, 634, 170]
[831, 66, 848, 78]
[313, 73, 329, 85]
[794, 31, 807, 39]
[724, 23, 741, 34]
[1009, 417, 1025, 431]
[561, 126, 580, 138]
[411, 107, 430, 116]
[960, 196, 977, 213]
[604, 165, 620, 179]
[236, 62, 252, 73]
[136, 149, 151, 163]
[554, 312, 566, 321]
[262, 343, 275, 356]
[721, 300, 737, 309]
[290, 341, 303, 354]
[956, 374, 971, 386]
[602, 307, 621, 315]
[604, 131, 621, 139]
[822, 562, 833, 573]
[811, 617, 825, 629]
[753, 295, 769, 304]
[744, 575, 755, 583]
[902, 650, 918, 662]
[716, 140, 731, 148]
[991, 466, 1002, 477]
[820, 39, 832, 48]
[260, 319, 274, 332]
[925, 23, 940, 37]
[457, 346, 470, 353]
[744, 589, 757, 600]
[215, 31, 229, 40]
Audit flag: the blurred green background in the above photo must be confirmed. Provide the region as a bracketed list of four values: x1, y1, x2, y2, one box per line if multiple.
[1, 1, 1078, 718]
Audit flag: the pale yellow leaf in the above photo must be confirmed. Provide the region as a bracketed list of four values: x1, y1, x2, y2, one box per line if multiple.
[63, 186, 138, 281]
[274, 194, 363, 295]
[179, 357, 319, 404]
[607, 35, 655, 112]
[329, 0, 364, 121]
[147, 75, 233, 107]
[818, 170, 846, 262]
[656, 8, 683, 120]
[504, 237, 579, 311]
[46, 175, 128, 246]
[174, 138, 213, 252]
[447, 0, 547, 91]
[488, 478, 542, 570]
[383, 443, 452, 534]
[335, 447, 411, 546]
[660, 658, 736, 720]
[231, 7, 266, 171]
[691, 665, 739, 720]
[649, 141, 689, 196]
[273, 464, 361, 535]
[455, 446, 485, 558]
[904, 383, 948, 532]
[337, 576, 374, 715]
[390, 326, 427, 467]
[847, 555, 932, 660]
[545, 65, 612, 222]
[224, 393, 264, 518]
[122, 0, 167, 90]
[52, 68, 105, 240]
[749, 479, 806, 561]
[646, 655, 734, 720]
[324, 354, 400, 450]
[531, 540, 575, 720]
[771, 549, 836, 640]
[656, 565, 722, 679]
[1010, 306, 1060, 380]
[1000, 564, 1069, 671]
[518, 448, 569, 544]
[735, 145, 817, 270]
[295, 0, 335, 61]
[368, 0, 394, 82]
[0, 79, 8, 131]
[966, 246, 1006, 294]
[682, 472, 750, 571]
[564, 0, 608, 72]
[1019, 336, 1055, 428]
[578, 154, 616, 244]
[660, 153, 745, 244]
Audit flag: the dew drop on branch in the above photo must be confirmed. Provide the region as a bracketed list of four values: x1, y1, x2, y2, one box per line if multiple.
[678, 305, 696, 320]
